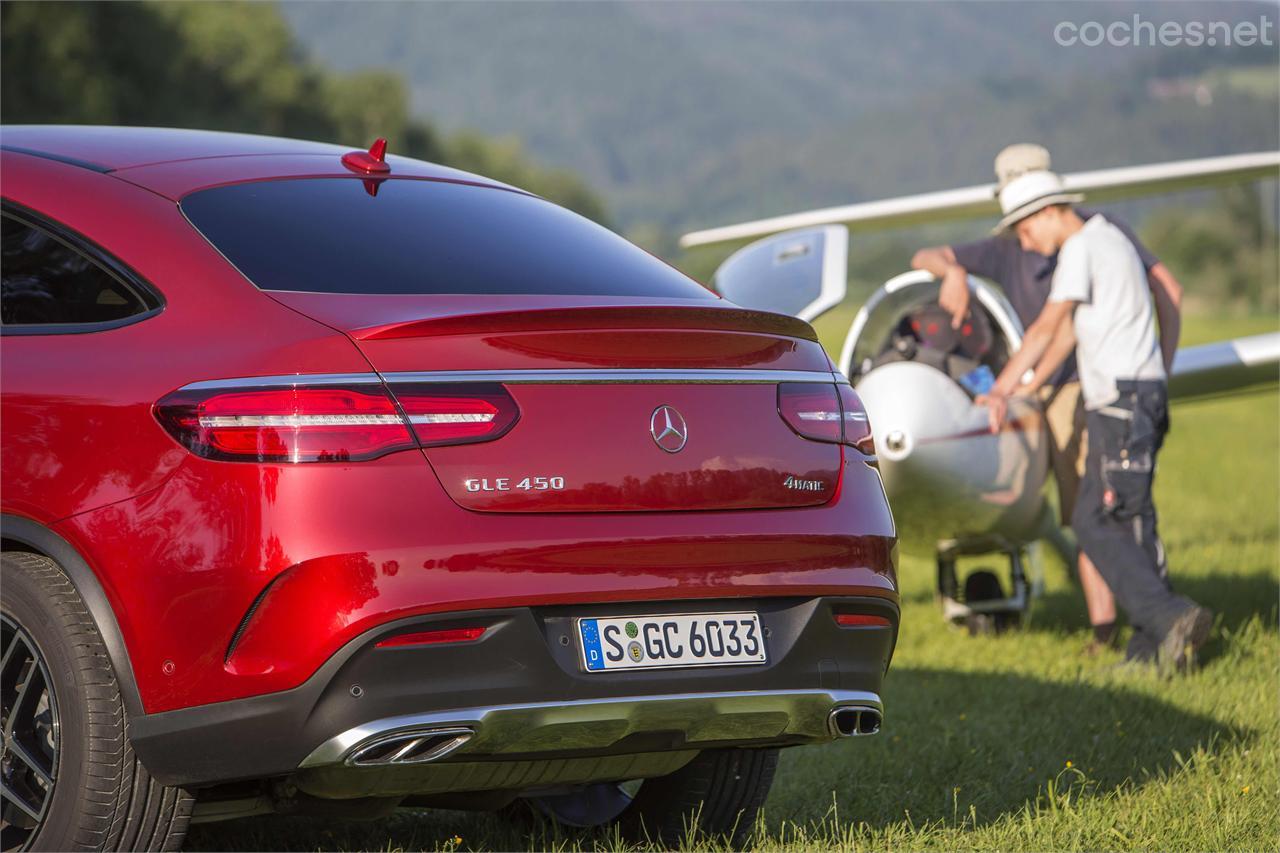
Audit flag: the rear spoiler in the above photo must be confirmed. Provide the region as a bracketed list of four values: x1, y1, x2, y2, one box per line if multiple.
[352, 305, 821, 343]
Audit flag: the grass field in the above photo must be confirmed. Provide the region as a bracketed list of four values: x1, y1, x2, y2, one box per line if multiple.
[187, 313, 1279, 852]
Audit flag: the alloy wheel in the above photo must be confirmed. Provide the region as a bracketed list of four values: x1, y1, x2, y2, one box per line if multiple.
[0, 614, 59, 851]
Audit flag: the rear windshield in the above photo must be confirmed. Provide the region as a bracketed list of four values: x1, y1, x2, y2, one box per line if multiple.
[181, 178, 713, 299]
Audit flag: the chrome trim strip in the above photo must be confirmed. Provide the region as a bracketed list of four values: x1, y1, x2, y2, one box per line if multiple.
[178, 369, 847, 392]
[298, 688, 881, 769]
[180, 373, 380, 391]
[383, 369, 845, 385]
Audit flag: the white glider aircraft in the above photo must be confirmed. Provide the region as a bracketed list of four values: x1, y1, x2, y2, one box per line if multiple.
[681, 151, 1280, 632]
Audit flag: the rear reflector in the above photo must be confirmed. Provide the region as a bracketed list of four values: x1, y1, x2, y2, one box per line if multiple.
[834, 613, 892, 628]
[778, 383, 876, 454]
[376, 627, 486, 648]
[154, 381, 519, 462]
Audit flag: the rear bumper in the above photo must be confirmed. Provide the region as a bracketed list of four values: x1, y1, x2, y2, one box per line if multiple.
[131, 594, 897, 789]
[59, 448, 896, 713]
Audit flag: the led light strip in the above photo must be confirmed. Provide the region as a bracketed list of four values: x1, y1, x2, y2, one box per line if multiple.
[797, 411, 870, 422]
[407, 413, 496, 424]
[199, 413, 496, 428]
[199, 414, 405, 428]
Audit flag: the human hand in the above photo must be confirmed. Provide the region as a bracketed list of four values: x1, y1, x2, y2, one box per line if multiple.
[939, 265, 971, 329]
[975, 391, 1009, 434]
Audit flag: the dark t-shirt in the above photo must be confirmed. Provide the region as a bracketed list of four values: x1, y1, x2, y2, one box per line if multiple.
[951, 208, 1158, 386]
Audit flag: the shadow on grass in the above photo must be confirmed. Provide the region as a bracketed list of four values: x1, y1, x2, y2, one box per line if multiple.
[185, 667, 1249, 851]
[185, 808, 534, 853]
[1029, 568, 1280, 643]
[767, 666, 1250, 831]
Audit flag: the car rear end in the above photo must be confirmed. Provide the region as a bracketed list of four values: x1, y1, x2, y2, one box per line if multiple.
[33, 162, 897, 825]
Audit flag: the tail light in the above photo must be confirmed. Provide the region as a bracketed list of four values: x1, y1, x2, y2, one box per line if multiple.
[778, 383, 843, 443]
[778, 383, 875, 455]
[837, 384, 875, 455]
[390, 383, 519, 448]
[154, 382, 518, 462]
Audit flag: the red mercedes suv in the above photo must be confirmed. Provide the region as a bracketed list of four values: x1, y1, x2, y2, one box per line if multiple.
[0, 126, 897, 851]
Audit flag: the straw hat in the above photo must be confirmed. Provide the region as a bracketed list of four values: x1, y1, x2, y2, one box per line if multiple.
[994, 143, 1052, 189]
[993, 169, 1083, 234]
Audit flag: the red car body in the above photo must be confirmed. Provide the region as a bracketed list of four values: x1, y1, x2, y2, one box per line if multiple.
[1, 126, 896, 841]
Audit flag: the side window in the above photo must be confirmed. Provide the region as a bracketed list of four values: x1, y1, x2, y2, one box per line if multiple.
[1, 211, 160, 329]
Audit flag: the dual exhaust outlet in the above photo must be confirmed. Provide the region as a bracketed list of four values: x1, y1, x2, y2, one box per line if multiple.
[346, 727, 474, 767]
[828, 705, 882, 738]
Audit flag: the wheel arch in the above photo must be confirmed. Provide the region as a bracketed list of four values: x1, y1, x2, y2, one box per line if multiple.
[1, 513, 145, 718]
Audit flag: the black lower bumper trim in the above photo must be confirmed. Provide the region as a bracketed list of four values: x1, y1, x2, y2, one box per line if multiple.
[130, 595, 897, 787]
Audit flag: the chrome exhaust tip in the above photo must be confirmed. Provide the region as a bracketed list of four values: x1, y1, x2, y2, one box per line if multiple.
[828, 706, 882, 738]
[346, 726, 473, 767]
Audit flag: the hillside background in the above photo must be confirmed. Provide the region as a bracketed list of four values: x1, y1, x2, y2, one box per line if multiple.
[281, 1, 1279, 306]
[4, 1, 1277, 308]
[282, 3, 1276, 224]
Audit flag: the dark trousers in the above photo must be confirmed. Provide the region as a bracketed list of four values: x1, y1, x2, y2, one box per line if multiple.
[1073, 380, 1191, 659]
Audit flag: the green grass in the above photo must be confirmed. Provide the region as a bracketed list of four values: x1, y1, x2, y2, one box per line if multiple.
[186, 314, 1278, 852]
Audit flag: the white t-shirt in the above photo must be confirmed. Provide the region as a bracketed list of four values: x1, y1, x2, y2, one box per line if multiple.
[1049, 215, 1165, 410]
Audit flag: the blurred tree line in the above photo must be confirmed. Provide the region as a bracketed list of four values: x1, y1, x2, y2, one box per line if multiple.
[1143, 187, 1279, 312]
[0, 1, 608, 223]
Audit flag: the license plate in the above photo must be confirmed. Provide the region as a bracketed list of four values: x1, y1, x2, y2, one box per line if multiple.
[578, 612, 767, 672]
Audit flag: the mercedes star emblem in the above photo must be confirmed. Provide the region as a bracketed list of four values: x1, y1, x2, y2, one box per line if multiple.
[650, 405, 688, 453]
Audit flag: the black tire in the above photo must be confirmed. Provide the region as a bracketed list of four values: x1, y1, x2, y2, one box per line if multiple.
[1, 551, 193, 851]
[963, 568, 1004, 604]
[962, 570, 1020, 636]
[619, 747, 778, 845]
[512, 748, 778, 845]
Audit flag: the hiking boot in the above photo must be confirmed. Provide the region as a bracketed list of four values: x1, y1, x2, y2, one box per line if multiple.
[1083, 638, 1116, 658]
[1083, 622, 1120, 657]
[1157, 606, 1213, 675]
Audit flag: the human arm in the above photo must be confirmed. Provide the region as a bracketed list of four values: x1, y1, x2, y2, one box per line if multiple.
[911, 245, 970, 329]
[1021, 308, 1077, 395]
[978, 300, 1076, 432]
[910, 245, 954, 278]
[979, 230, 1091, 431]
[912, 238, 1007, 329]
[1147, 262, 1182, 373]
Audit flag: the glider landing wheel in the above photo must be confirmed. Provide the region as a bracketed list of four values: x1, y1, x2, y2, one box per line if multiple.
[962, 569, 1020, 635]
[937, 540, 1030, 635]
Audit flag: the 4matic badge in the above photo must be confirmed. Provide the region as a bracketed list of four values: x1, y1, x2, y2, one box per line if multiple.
[783, 475, 825, 492]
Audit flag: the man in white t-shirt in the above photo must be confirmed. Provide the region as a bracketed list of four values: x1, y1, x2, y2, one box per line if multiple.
[978, 168, 1212, 673]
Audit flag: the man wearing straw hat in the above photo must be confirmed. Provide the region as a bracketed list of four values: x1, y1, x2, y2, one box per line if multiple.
[977, 166, 1212, 673]
[911, 144, 1185, 655]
